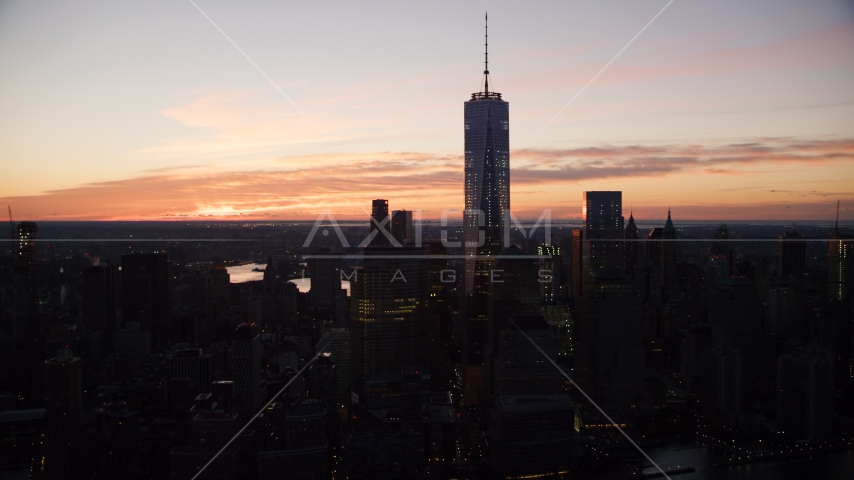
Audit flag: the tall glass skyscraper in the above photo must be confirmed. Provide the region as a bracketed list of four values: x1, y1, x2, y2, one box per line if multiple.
[582, 191, 623, 282]
[463, 15, 509, 295]
[462, 15, 509, 404]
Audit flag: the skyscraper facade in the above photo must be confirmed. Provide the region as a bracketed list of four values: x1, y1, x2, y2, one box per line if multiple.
[121, 252, 169, 350]
[582, 191, 624, 282]
[462, 17, 510, 404]
[13, 221, 39, 342]
[778, 231, 806, 281]
[829, 223, 853, 302]
[463, 17, 510, 294]
[370, 199, 393, 247]
[349, 247, 429, 393]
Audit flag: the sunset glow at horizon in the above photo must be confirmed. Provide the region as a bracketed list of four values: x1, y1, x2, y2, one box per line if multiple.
[1, 1, 853, 222]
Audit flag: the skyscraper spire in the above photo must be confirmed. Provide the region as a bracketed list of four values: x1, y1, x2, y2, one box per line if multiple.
[483, 12, 489, 94]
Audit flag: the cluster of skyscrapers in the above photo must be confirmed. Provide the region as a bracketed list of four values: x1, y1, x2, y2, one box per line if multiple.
[1, 20, 854, 480]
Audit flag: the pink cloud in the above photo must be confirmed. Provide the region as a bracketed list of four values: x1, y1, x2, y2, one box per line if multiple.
[2, 138, 852, 221]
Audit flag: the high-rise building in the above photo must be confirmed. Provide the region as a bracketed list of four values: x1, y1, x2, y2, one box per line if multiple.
[166, 348, 212, 413]
[570, 229, 584, 300]
[13, 222, 39, 342]
[623, 213, 638, 282]
[230, 324, 262, 417]
[575, 268, 643, 413]
[778, 231, 806, 281]
[81, 264, 119, 354]
[370, 199, 394, 247]
[539, 244, 562, 303]
[708, 277, 773, 408]
[777, 345, 833, 440]
[349, 247, 429, 393]
[121, 252, 169, 350]
[489, 395, 577, 479]
[43, 350, 82, 479]
[317, 328, 351, 413]
[582, 191, 623, 282]
[391, 209, 414, 245]
[829, 207, 853, 302]
[709, 224, 732, 287]
[462, 17, 510, 404]
[646, 209, 679, 301]
[307, 250, 342, 314]
[462, 17, 510, 277]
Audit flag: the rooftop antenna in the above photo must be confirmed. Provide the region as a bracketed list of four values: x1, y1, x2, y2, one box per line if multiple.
[483, 12, 489, 94]
[7, 206, 12, 240]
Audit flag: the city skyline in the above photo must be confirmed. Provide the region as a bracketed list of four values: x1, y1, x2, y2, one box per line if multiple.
[1, 1, 853, 221]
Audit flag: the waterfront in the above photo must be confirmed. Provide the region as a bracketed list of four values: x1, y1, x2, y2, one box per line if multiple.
[226, 263, 351, 295]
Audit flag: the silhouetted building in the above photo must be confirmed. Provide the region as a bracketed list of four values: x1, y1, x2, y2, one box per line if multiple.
[829, 224, 853, 302]
[391, 209, 414, 245]
[307, 250, 343, 325]
[349, 248, 429, 393]
[575, 268, 643, 413]
[231, 324, 262, 417]
[489, 395, 577, 479]
[370, 199, 394, 247]
[709, 224, 732, 287]
[582, 192, 623, 282]
[43, 350, 82, 480]
[768, 286, 805, 338]
[462, 25, 510, 405]
[121, 252, 169, 350]
[539, 244, 562, 304]
[166, 348, 212, 414]
[623, 213, 638, 282]
[661, 209, 678, 295]
[570, 229, 584, 300]
[114, 321, 152, 356]
[709, 277, 773, 408]
[13, 221, 39, 342]
[81, 264, 119, 354]
[778, 231, 806, 281]
[778, 345, 833, 440]
[317, 328, 351, 412]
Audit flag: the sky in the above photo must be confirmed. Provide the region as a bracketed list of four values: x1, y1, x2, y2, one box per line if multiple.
[1, 0, 853, 221]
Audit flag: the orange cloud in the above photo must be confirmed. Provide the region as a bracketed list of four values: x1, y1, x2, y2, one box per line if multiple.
[2, 138, 852, 221]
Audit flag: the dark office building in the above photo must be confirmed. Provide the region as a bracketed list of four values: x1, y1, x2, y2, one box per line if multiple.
[623, 213, 638, 282]
[391, 209, 414, 245]
[489, 395, 577, 479]
[829, 223, 853, 302]
[778, 231, 806, 281]
[307, 250, 342, 312]
[370, 199, 394, 247]
[709, 224, 732, 287]
[230, 324, 262, 417]
[777, 345, 833, 440]
[81, 264, 119, 354]
[575, 268, 644, 413]
[539, 244, 562, 304]
[166, 348, 212, 414]
[709, 277, 774, 408]
[582, 191, 623, 282]
[570, 228, 584, 300]
[43, 351, 82, 480]
[349, 247, 429, 393]
[13, 222, 39, 342]
[121, 252, 169, 350]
